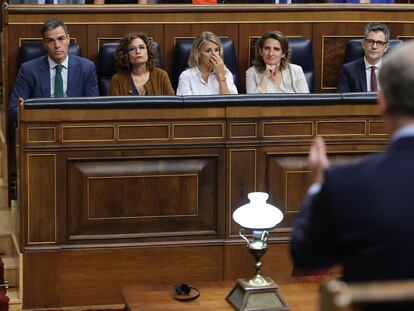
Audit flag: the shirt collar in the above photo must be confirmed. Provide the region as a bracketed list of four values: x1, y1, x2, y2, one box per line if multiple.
[48, 54, 69, 69]
[364, 57, 383, 70]
[190, 66, 216, 79]
[391, 124, 414, 142]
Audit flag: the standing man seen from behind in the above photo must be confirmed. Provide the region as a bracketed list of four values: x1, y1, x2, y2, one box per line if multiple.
[337, 23, 389, 93]
[8, 18, 99, 126]
[291, 41, 414, 282]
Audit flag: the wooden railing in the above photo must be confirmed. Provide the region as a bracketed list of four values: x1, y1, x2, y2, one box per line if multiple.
[17, 94, 388, 308]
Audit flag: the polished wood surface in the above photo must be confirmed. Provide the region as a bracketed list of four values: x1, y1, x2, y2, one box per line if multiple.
[16, 95, 386, 308]
[122, 277, 323, 311]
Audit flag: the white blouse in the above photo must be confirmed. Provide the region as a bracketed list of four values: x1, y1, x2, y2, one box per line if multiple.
[245, 63, 309, 94]
[176, 67, 238, 95]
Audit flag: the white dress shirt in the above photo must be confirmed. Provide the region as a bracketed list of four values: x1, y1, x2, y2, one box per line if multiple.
[176, 67, 238, 96]
[48, 55, 69, 97]
[364, 57, 382, 92]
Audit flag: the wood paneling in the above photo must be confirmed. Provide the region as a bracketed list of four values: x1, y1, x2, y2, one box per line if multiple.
[17, 96, 389, 308]
[6, 3, 409, 305]
[59, 246, 224, 306]
[228, 149, 256, 236]
[27, 154, 56, 244]
[66, 155, 221, 241]
[23, 251, 60, 308]
[27, 127, 56, 143]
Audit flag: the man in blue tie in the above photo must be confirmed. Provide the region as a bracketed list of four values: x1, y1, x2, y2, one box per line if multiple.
[8, 19, 99, 126]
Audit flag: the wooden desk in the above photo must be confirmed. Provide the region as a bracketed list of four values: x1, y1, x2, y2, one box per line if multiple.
[19, 96, 381, 308]
[121, 277, 323, 311]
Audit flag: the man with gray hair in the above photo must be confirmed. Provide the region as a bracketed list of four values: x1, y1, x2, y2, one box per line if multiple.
[291, 41, 414, 282]
[337, 22, 390, 93]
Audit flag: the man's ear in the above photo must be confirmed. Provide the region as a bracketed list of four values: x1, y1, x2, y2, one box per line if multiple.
[378, 91, 391, 117]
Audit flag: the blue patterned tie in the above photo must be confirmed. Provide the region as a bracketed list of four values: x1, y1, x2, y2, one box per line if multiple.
[279, 0, 288, 3]
[54, 64, 64, 98]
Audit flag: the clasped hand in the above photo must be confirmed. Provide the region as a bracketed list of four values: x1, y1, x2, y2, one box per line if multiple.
[265, 64, 278, 80]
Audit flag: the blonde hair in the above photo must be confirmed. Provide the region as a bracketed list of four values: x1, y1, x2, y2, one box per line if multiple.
[188, 31, 224, 68]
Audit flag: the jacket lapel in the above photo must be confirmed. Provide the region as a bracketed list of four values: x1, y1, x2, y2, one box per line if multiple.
[67, 55, 78, 97]
[39, 56, 51, 97]
[357, 58, 367, 92]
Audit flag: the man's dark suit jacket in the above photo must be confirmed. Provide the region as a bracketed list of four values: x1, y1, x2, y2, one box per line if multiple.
[8, 54, 99, 126]
[291, 137, 414, 282]
[337, 57, 367, 93]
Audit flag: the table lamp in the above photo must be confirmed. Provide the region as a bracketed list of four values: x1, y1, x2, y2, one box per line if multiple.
[226, 192, 289, 311]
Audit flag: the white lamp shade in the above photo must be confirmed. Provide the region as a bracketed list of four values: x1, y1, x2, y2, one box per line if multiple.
[232, 192, 283, 230]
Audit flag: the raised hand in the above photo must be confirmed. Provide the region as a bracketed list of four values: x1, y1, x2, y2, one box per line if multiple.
[309, 136, 330, 183]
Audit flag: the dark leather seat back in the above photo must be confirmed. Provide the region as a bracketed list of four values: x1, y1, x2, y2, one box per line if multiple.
[343, 39, 403, 64]
[98, 42, 163, 96]
[288, 37, 315, 93]
[172, 38, 238, 91]
[19, 42, 82, 66]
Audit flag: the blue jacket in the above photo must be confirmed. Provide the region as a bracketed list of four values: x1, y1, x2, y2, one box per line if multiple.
[8, 54, 99, 126]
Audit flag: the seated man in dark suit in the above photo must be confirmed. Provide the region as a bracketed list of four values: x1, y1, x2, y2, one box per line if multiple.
[291, 41, 414, 282]
[8, 18, 99, 126]
[337, 22, 389, 93]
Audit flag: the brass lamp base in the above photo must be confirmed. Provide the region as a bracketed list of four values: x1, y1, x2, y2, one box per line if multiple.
[226, 277, 289, 311]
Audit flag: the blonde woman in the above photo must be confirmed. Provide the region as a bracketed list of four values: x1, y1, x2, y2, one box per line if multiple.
[176, 31, 238, 95]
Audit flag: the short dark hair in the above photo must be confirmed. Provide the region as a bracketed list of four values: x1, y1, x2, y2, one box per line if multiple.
[114, 32, 157, 73]
[378, 41, 414, 117]
[253, 31, 291, 72]
[364, 23, 390, 42]
[41, 19, 68, 38]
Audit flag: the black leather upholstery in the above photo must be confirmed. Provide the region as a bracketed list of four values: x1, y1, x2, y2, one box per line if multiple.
[19, 42, 82, 66]
[343, 39, 403, 64]
[288, 37, 315, 93]
[24, 93, 348, 110]
[98, 42, 163, 96]
[172, 38, 238, 91]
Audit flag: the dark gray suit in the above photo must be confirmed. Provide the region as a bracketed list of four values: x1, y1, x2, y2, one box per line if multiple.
[337, 57, 367, 93]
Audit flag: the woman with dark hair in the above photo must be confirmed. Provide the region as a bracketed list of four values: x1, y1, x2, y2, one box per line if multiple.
[109, 32, 174, 96]
[246, 31, 309, 94]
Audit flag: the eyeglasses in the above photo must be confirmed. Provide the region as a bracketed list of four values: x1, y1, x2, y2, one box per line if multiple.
[364, 39, 388, 47]
[128, 45, 147, 53]
[44, 35, 68, 46]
